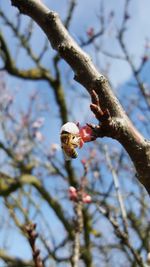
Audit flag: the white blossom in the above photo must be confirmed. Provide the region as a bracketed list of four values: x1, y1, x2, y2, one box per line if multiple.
[32, 117, 45, 129]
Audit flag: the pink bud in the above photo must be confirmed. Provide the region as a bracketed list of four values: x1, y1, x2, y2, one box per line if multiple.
[68, 186, 78, 201]
[82, 194, 92, 203]
[86, 27, 94, 37]
[138, 114, 146, 122]
[69, 186, 76, 193]
[81, 159, 87, 165]
[79, 125, 94, 146]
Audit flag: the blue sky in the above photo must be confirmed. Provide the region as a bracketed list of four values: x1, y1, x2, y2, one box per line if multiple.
[0, 0, 150, 266]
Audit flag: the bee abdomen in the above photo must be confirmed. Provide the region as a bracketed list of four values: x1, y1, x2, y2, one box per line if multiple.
[71, 150, 78, 158]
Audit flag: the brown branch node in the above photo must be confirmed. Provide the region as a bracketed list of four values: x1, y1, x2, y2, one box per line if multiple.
[88, 90, 111, 138]
[25, 222, 44, 267]
[90, 90, 110, 122]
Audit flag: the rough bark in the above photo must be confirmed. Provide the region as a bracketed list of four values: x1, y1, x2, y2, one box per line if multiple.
[10, 0, 150, 194]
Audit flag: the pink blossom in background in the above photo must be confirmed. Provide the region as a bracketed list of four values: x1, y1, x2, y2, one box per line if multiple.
[82, 193, 92, 204]
[138, 114, 146, 122]
[34, 131, 44, 142]
[50, 143, 60, 152]
[81, 159, 87, 165]
[68, 186, 92, 204]
[32, 117, 45, 129]
[69, 186, 78, 201]
[86, 27, 94, 37]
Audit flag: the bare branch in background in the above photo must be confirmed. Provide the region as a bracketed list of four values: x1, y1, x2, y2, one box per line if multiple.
[97, 205, 145, 267]
[104, 145, 128, 234]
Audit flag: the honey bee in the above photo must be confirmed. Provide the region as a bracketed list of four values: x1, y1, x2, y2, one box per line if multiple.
[60, 131, 81, 160]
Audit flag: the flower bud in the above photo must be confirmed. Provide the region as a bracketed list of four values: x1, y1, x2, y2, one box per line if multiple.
[82, 194, 92, 203]
[68, 186, 78, 201]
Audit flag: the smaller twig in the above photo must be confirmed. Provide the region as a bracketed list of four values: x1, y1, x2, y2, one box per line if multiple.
[81, 29, 104, 47]
[87, 90, 111, 138]
[118, 0, 131, 40]
[37, 38, 49, 63]
[64, 0, 76, 29]
[80, 1, 105, 47]
[72, 201, 83, 267]
[25, 223, 44, 267]
[70, 170, 90, 267]
[24, 19, 34, 42]
[90, 90, 110, 121]
[104, 145, 128, 234]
